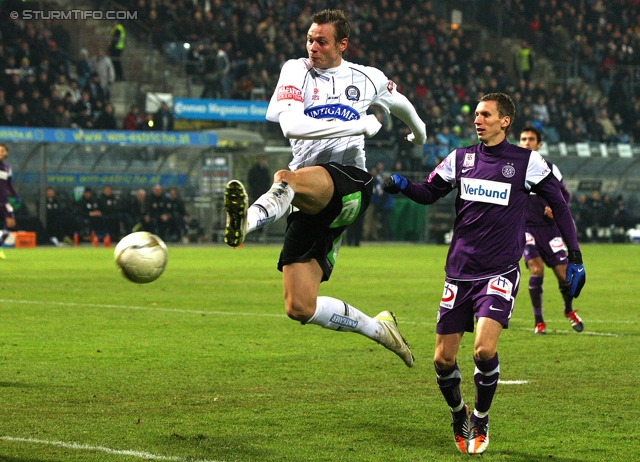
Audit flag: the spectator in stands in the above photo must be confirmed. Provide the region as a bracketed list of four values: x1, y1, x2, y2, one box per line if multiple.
[68, 79, 82, 103]
[201, 42, 231, 99]
[123, 105, 143, 130]
[76, 49, 92, 89]
[144, 184, 169, 240]
[84, 72, 106, 106]
[37, 98, 56, 128]
[98, 185, 122, 240]
[73, 90, 93, 119]
[596, 108, 618, 144]
[53, 74, 75, 103]
[14, 102, 32, 127]
[53, 103, 72, 128]
[165, 187, 188, 242]
[109, 21, 126, 81]
[10, 88, 27, 109]
[93, 49, 115, 100]
[36, 70, 52, 97]
[27, 88, 42, 113]
[72, 106, 94, 129]
[152, 102, 174, 131]
[0, 105, 17, 126]
[94, 103, 117, 129]
[18, 57, 35, 82]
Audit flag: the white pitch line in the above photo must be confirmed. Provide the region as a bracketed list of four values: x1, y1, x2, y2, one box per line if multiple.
[498, 380, 529, 385]
[0, 298, 284, 318]
[0, 299, 637, 337]
[510, 326, 628, 337]
[0, 436, 224, 462]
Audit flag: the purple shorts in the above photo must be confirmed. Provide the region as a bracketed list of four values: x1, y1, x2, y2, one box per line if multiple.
[1, 202, 14, 221]
[436, 268, 521, 335]
[524, 225, 568, 268]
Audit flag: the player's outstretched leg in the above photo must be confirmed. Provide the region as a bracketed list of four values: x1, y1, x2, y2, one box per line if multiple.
[373, 311, 414, 367]
[224, 180, 248, 247]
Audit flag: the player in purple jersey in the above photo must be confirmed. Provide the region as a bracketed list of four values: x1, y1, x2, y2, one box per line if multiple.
[0, 144, 19, 259]
[383, 93, 585, 454]
[519, 127, 584, 334]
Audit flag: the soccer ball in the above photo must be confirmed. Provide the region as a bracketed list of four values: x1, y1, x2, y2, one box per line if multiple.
[114, 232, 168, 283]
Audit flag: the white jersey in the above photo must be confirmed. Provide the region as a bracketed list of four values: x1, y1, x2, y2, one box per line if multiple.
[266, 58, 398, 171]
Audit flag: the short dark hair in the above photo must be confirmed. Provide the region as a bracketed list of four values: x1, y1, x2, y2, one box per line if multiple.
[311, 9, 350, 42]
[520, 125, 543, 143]
[480, 93, 516, 134]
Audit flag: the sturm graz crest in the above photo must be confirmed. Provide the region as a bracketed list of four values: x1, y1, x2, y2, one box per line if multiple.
[345, 85, 360, 101]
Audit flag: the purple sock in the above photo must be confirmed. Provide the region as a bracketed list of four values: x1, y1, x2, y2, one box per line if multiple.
[435, 362, 463, 411]
[559, 283, 573, 315]
[472, 353, 500, 424]
[529, 276, 544, 324]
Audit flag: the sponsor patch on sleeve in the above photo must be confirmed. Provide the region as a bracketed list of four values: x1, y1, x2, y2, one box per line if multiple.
[277, 85, 303, 102]
[387, 80, 396, 93]
[487, 276, 513, 301]
[440, 282, 458, 310]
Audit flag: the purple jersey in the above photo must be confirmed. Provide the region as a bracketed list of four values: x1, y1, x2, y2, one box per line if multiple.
[524, 162, 571, 228]
[402, 138, 579, 280]
[0, 160, 17, 204]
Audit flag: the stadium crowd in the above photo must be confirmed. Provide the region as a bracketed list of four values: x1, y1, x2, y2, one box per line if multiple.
[0, 14, 174, 131]
[0, 0, 639, 157]
[123, 0, 640, 160]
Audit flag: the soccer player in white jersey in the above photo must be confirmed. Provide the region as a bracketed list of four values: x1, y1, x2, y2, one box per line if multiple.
[223, 9, 427, 367]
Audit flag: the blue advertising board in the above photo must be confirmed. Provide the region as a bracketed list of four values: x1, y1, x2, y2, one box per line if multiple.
[173, 98, 268, 122]
[0, 127, 218, 146]
[19, 172, 188, 187]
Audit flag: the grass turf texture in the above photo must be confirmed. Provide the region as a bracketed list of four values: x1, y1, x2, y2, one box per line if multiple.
[0, 243, 638, 461]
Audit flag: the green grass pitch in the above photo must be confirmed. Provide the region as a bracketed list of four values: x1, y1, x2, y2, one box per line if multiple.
[0, 243, 638, 461]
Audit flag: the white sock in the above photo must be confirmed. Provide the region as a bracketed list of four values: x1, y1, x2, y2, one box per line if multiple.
[307, 296, 384, 342]
[0, 229, 9, 245]
[246, 181, 295, 233]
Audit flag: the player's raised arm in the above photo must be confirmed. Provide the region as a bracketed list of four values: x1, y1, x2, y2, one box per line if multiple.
[387, 90, 427, 145]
